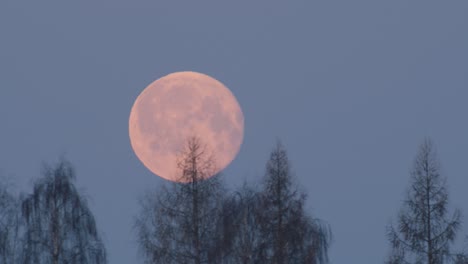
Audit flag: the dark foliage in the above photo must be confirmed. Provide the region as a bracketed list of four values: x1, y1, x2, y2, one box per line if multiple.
[256, 141, 331, 264]
[0, 178, 21, 263]
[21, 160, 107, 264]
[135, 139, 332, 264]
[387, 139, 462, 264]
[135, 137, 225, 264]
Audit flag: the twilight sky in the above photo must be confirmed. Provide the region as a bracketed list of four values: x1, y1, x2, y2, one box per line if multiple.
[1, 1, 467, 263]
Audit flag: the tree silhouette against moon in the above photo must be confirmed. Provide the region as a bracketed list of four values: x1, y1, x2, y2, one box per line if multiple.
[129, 71, 244, 182]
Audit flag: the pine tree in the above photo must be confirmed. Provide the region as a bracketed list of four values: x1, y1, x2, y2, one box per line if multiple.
[387, 139, 461, 264]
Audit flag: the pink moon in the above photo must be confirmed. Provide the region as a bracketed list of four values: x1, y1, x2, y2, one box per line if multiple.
[129, 71, 244, 182]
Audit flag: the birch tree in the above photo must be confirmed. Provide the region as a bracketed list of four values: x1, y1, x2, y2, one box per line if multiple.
[21, 159, 107, 264]
[0, 178, 21, 263]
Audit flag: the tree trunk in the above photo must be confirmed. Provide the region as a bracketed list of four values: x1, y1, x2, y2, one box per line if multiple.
[426, 162, 433, 264]
[191, 157, 201, 264]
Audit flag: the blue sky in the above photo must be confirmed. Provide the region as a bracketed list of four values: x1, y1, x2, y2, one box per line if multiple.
[1, 1, 467, 263]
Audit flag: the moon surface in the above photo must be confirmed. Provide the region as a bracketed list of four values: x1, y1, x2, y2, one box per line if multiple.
[129, 71, 244, 182]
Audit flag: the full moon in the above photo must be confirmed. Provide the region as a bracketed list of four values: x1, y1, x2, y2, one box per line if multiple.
[129, 71, 244, 182]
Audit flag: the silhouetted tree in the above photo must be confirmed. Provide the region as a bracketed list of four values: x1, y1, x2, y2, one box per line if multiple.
[387, 139, 462, 264]
[257, 141, 331, 264]
[454, 254, 468, 264]
[0, 178, 21, 263]
[135, 138, 332, 264]
[21, 159, 107, 264]
[221, 183, 263, 264]
[134, 136, 226, 264]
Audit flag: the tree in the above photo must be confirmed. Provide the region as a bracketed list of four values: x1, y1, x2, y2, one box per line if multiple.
[454, 254, 468, 264]
[134, 136, 226, 264]
[454, 237, 468, 264]
[221, 183, 263, 264]
[387, 139, 462, 264]
[21, 159, 107, 264]
[257, 141, 331, 264]
[0, 177, 22, 263]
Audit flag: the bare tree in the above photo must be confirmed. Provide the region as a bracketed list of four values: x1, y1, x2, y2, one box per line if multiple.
[0, 177, 22, 263]
[221, 183, 263, 264]
[21, 159, 107, 264]
[387, 139, 462, 264]
[134, 136, 226, 264]
[257, 140, 331, 264]
[135, 138, 331, 264]
[454, 254, 468, 264]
